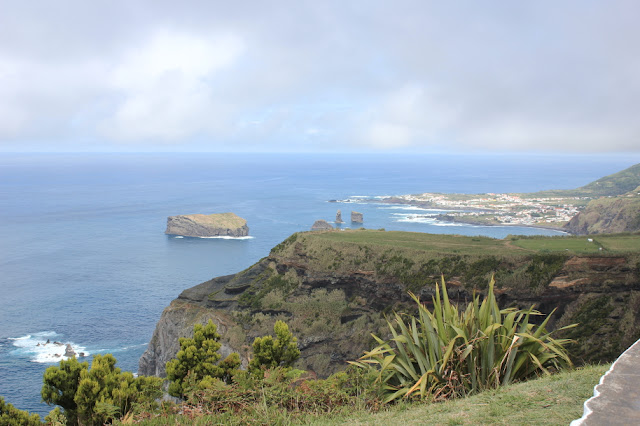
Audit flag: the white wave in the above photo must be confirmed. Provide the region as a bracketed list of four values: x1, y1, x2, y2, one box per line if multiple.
[197, 236, 254, 240]
[430, 221, 472, 227]
[382, 206, 452, 213]
[173, 236, 184, 238]
[395, 216, 437, 224]
[381, 206, 430, 211]
[393, 215, 473, 227]
[9, 331, 89, 363]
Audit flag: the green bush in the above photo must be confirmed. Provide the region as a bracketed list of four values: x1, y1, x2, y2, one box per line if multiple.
[42, 354, 162, 425]
[167, 365, 383, 423]
[351, 277, 575, 403]
[0, 397, 41, 425]
[166, 320, 241, 398]
[249, 320, 300, 376]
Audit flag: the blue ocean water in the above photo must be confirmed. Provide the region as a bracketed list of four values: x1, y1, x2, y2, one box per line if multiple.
[0, 152, 636, 416]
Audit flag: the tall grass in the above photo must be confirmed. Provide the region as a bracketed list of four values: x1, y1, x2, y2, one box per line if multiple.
[351, 277, 575, 403]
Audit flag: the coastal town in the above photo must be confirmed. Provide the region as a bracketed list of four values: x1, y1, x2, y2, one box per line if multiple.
[340, 192, 592, 228]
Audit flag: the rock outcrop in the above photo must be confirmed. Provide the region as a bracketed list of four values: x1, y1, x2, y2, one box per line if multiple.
[335, 210, 343, 224]
[140, 230, 640, 378]
[311, 220, 333, 231]
[165, 213, 249, 237]
[564, 192, 640, 235]
[64, 344, 76, 358]
[351, 211, 363, 223]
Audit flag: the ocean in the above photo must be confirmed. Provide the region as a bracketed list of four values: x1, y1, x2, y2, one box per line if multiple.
[0, 152, 636, 416]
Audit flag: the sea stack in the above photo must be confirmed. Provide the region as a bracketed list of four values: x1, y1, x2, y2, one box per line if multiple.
[335, 210, 344, 224]
[64, 344, 76, 358]
[165, 213, 249, 237]
[351, 211, 363, 223]
[311, 220, 334, 231]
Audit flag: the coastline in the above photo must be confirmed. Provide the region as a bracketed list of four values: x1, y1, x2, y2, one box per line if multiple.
[434, 214, 570, 234]
[332, 195, 571, 235]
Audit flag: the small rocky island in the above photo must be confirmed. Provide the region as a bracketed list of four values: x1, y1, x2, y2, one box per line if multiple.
[165, 213, 249, 237]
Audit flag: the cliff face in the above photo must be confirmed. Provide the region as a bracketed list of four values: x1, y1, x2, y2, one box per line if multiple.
[140, 231, 640, 378]
[564, 193, 640, 235]
[165, 213, 249, 237]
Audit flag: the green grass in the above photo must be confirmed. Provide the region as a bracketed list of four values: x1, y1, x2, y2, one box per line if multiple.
[512, 237, 602, 253]
[310, 364, 608, 426]
[316, 230, 512, 256]
[596, 233, 640, 251]
[512, 233, 640, 253]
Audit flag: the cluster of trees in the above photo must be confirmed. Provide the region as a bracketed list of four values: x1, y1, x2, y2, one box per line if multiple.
[1, 319, 300, 425]
[165, 319, 300, 398]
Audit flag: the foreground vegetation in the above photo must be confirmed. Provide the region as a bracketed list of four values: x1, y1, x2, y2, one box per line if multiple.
[2, 276, 586, 425]
[352, 278, 574, 402]
[114, 364, 607, 425]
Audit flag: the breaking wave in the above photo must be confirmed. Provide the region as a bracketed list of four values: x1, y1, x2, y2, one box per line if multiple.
[9, 331, 89, 363]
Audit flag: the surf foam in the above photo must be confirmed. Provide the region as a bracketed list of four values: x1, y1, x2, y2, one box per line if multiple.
[9, 331, 89, 363]
[197, 236, 254, 240]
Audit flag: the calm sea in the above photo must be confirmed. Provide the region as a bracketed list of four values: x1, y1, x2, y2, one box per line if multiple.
[0, 152, 636, 416]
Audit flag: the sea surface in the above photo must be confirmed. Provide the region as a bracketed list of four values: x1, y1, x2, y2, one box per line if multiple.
[0, 152, 636, 416]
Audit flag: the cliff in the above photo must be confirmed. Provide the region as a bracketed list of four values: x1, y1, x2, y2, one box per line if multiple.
[140, 230, 640, 378]
[165, 213, 249, 237]
[564, 189, 640, 235]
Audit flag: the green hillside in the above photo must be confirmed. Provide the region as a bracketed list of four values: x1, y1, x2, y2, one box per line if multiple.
[528, 162, 640, 197]
[578, 163, 640, 195]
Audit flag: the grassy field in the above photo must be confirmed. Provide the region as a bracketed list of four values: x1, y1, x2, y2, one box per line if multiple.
[315, 229, 639, 256]
[512, 233, 640, 253]
[315, 230, 516, 255]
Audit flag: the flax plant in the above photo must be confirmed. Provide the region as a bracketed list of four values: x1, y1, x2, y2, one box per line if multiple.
[350, 277, 575, 403]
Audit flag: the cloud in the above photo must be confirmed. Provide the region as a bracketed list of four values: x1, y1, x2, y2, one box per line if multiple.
[101, 31, 244, 142]
[0, 1, 639, 153]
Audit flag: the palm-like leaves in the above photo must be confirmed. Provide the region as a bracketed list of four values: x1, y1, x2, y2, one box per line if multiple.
[350, 277, 575, 403]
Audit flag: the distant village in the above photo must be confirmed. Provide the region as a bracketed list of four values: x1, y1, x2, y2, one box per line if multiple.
[391, 193, 585, 226]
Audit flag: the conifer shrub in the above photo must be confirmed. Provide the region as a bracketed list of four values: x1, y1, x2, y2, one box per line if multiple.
[0, 397, 41, 426]
[249, 320, 300, 376]
[165, 320, 241, 398]
[42, 354, 162, 425]
[351, 277, 575, 403]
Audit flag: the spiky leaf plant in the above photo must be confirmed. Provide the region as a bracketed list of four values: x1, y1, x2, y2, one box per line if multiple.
[350, 277, 575, 403]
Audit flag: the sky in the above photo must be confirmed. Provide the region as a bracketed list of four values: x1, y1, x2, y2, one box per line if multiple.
[1, 0, 639, 153]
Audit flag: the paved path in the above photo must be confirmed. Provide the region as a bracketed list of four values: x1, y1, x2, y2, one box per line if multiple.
[571, 339, 640, 425]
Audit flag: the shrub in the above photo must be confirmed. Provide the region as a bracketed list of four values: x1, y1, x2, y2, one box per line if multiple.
[249, 320, 300, 376]
[0, 397, 41, 426]
[351, 277, 575, 403]
[42, 354, 162, 425]
[166, 320, 241, 398]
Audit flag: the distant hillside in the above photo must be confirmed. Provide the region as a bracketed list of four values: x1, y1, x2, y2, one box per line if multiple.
[564, 187, 640, 235]
[528, 162, 640, 197]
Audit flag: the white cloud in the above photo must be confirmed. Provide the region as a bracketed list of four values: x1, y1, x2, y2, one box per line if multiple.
[102, 31, 244, 142]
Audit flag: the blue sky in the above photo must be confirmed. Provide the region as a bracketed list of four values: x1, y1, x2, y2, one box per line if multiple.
[1, 1, 639, 153]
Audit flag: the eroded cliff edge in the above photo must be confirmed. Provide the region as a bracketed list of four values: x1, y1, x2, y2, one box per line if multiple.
[563, 189, 640, 235]
[140, 230, 640, 378]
